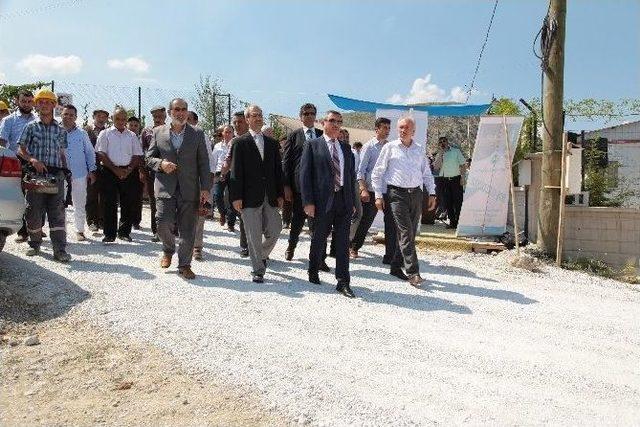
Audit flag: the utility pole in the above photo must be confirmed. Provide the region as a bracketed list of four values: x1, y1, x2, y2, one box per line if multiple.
[537, 0, 566, 256]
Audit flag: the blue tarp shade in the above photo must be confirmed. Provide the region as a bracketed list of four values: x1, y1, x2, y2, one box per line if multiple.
[328, 94, 491, 117]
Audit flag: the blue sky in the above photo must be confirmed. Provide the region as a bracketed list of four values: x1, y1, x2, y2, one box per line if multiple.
[0, 0, 638, 130]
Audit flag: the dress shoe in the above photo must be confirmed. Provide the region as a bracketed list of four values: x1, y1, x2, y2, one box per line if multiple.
[88, 223, 99, 232]
[132, 224, 141, 230]
[160, 254, 172, 268]
[284, 245, 294, 261]
[151, 233, 160, 242]
[76, 232, 87, 241]
[240, 248, 249, 257]
[328, 250, 336, 258]
[118, 235, 132, 242]
[390, 268, 409, 281]
[193, 248, 203, 261]
[308, 272, 321, 285]
[227, 224, 235, 232]
[252, 274, 264, 283]
[382, 257, 391, 265]
[319, 261, 330, 272]
[446, 224, 457, 229]
[349, 248, 358, 259]
[408, 274, 425, 288]
[336, 283, 356, 298]
[15, 235, 28, 243]
[178, 266, 196, 280]
[102, 236, 116, 244]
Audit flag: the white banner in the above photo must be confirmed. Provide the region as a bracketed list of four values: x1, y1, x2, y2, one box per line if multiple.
[457, 116, 524, 237]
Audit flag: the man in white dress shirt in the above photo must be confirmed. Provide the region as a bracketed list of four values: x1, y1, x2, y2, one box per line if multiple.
[371, 116, 436, 287]
[95, 107, 143, 243]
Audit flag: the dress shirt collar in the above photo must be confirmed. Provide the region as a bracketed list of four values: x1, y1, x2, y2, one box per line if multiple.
[303, 126, 316, 136]
[170, 124, 186, 136]
[323, 133, 337, 144]
[248, 129, 262, 139]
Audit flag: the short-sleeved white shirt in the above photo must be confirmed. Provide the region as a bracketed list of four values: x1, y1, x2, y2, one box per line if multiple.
[95, 126, 143, 166]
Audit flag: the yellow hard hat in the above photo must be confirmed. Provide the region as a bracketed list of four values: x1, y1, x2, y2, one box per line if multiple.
[33, 88, 57, 103]
[0, 100, 8, 110]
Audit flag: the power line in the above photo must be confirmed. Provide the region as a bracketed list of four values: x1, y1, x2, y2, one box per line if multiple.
[0, 0, 85, 20]
[464, 0, 499, 103]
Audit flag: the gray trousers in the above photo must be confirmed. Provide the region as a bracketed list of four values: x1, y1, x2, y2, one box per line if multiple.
[25, 171, 66, 253]
[387, 186, 422, 276]
[194, 215, 205, 249]
[156, 188, 198, 268]
[241, 197, 282, 276]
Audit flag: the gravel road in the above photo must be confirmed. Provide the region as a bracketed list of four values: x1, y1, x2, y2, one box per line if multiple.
[2, 207, 639, 425]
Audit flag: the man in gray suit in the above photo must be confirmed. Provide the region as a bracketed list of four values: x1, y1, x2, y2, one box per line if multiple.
[146, 98, 212, 279]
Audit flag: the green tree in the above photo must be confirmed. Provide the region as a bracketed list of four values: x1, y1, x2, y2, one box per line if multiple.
[193, 74, 244, 137]
[0, 81, 50, 108]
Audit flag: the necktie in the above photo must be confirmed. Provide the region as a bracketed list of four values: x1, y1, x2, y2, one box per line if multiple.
[306, 129, 313, 140]
[331, 140, 341, 191]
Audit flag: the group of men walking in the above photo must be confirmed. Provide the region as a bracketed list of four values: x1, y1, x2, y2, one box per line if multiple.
[1, 89, 445, 298]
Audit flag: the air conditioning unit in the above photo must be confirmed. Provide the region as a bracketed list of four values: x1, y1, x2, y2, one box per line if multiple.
[566, 191, 589, 206]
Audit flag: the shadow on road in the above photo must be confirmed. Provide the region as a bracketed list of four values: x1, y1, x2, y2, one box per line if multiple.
[0, 252, 91, 324]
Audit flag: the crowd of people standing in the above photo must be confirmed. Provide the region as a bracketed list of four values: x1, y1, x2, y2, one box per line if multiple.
[0, 88, 468, 298]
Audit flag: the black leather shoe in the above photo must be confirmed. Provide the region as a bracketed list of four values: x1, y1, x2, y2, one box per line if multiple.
[102, 236, 116, 243]
[319, 261, 330, 272]
[118, 235, 132, 242]
[308, 272, 321, 285]
[390, 268, 409, 281]
[263, 259, 268, 268]
[284, 246, 294, 261]
[240, 248, 249, 257]
[382, 257, 391, 265]
[336, 283, 355, 298]
[252, 274, 264, 283]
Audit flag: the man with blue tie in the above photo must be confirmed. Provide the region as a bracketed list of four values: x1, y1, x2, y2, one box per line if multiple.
[300, 110, 357, 298]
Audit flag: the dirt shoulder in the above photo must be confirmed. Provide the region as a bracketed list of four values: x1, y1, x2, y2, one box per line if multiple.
[0, 286, 283, 426]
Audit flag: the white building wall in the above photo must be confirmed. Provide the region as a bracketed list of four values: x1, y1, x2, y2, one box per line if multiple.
[608, 143, 640, 208]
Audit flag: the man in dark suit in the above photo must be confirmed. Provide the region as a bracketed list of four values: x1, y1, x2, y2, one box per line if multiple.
[300, 110, 357, 298]
[282, 103, 325, 263]
[145, 98, 212, 280]
[229, 104, 284, 283]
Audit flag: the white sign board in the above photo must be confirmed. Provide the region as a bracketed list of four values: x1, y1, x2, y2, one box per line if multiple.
[457, 116, 524, 237]
[54, 93, 73, 117]
[375, 109, 429, 146]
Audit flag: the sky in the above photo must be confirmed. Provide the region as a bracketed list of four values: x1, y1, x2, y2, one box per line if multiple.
[0, 0, 638, 131]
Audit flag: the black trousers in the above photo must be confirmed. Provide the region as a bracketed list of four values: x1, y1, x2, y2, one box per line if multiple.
[145, 170, 157, 234]
[441, 175, 464, 227]
[131, 168, 144, 227]
[309, 189, 350, 284]
[86, 167, 103, 227]
[350, 191, 377, 251]
[101, 169, 137, 239]
[287, 191, 307, 248]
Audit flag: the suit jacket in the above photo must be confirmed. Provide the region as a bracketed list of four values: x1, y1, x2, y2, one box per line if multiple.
[300, 136, 356, 215]
[229, 132, 284, 208]
[282, 127, 323, 193]
[145, 123, 212, 201]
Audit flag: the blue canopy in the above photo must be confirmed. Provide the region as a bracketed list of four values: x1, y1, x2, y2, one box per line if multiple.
[328, 94, 491, 117]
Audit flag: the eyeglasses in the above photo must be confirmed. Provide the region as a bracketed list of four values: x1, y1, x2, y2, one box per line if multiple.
[327, 119, 343, 125]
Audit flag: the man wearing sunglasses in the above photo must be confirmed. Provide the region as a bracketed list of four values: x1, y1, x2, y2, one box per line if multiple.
[282, 103, 328, 272]
[300, 111, 357, 298]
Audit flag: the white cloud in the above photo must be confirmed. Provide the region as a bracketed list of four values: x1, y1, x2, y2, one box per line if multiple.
[17, 54, 82, 76]
[107, 57, 150, 73]
[387, 74, 472, 104]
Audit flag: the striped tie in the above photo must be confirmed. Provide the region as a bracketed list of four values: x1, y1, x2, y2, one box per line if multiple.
[330, 140, 341, 191]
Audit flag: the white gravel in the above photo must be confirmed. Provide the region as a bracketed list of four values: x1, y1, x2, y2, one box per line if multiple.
[2, 205, 639, 425]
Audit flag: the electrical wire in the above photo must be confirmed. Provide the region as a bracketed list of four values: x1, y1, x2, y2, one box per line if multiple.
[464, 0, 499, 103]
